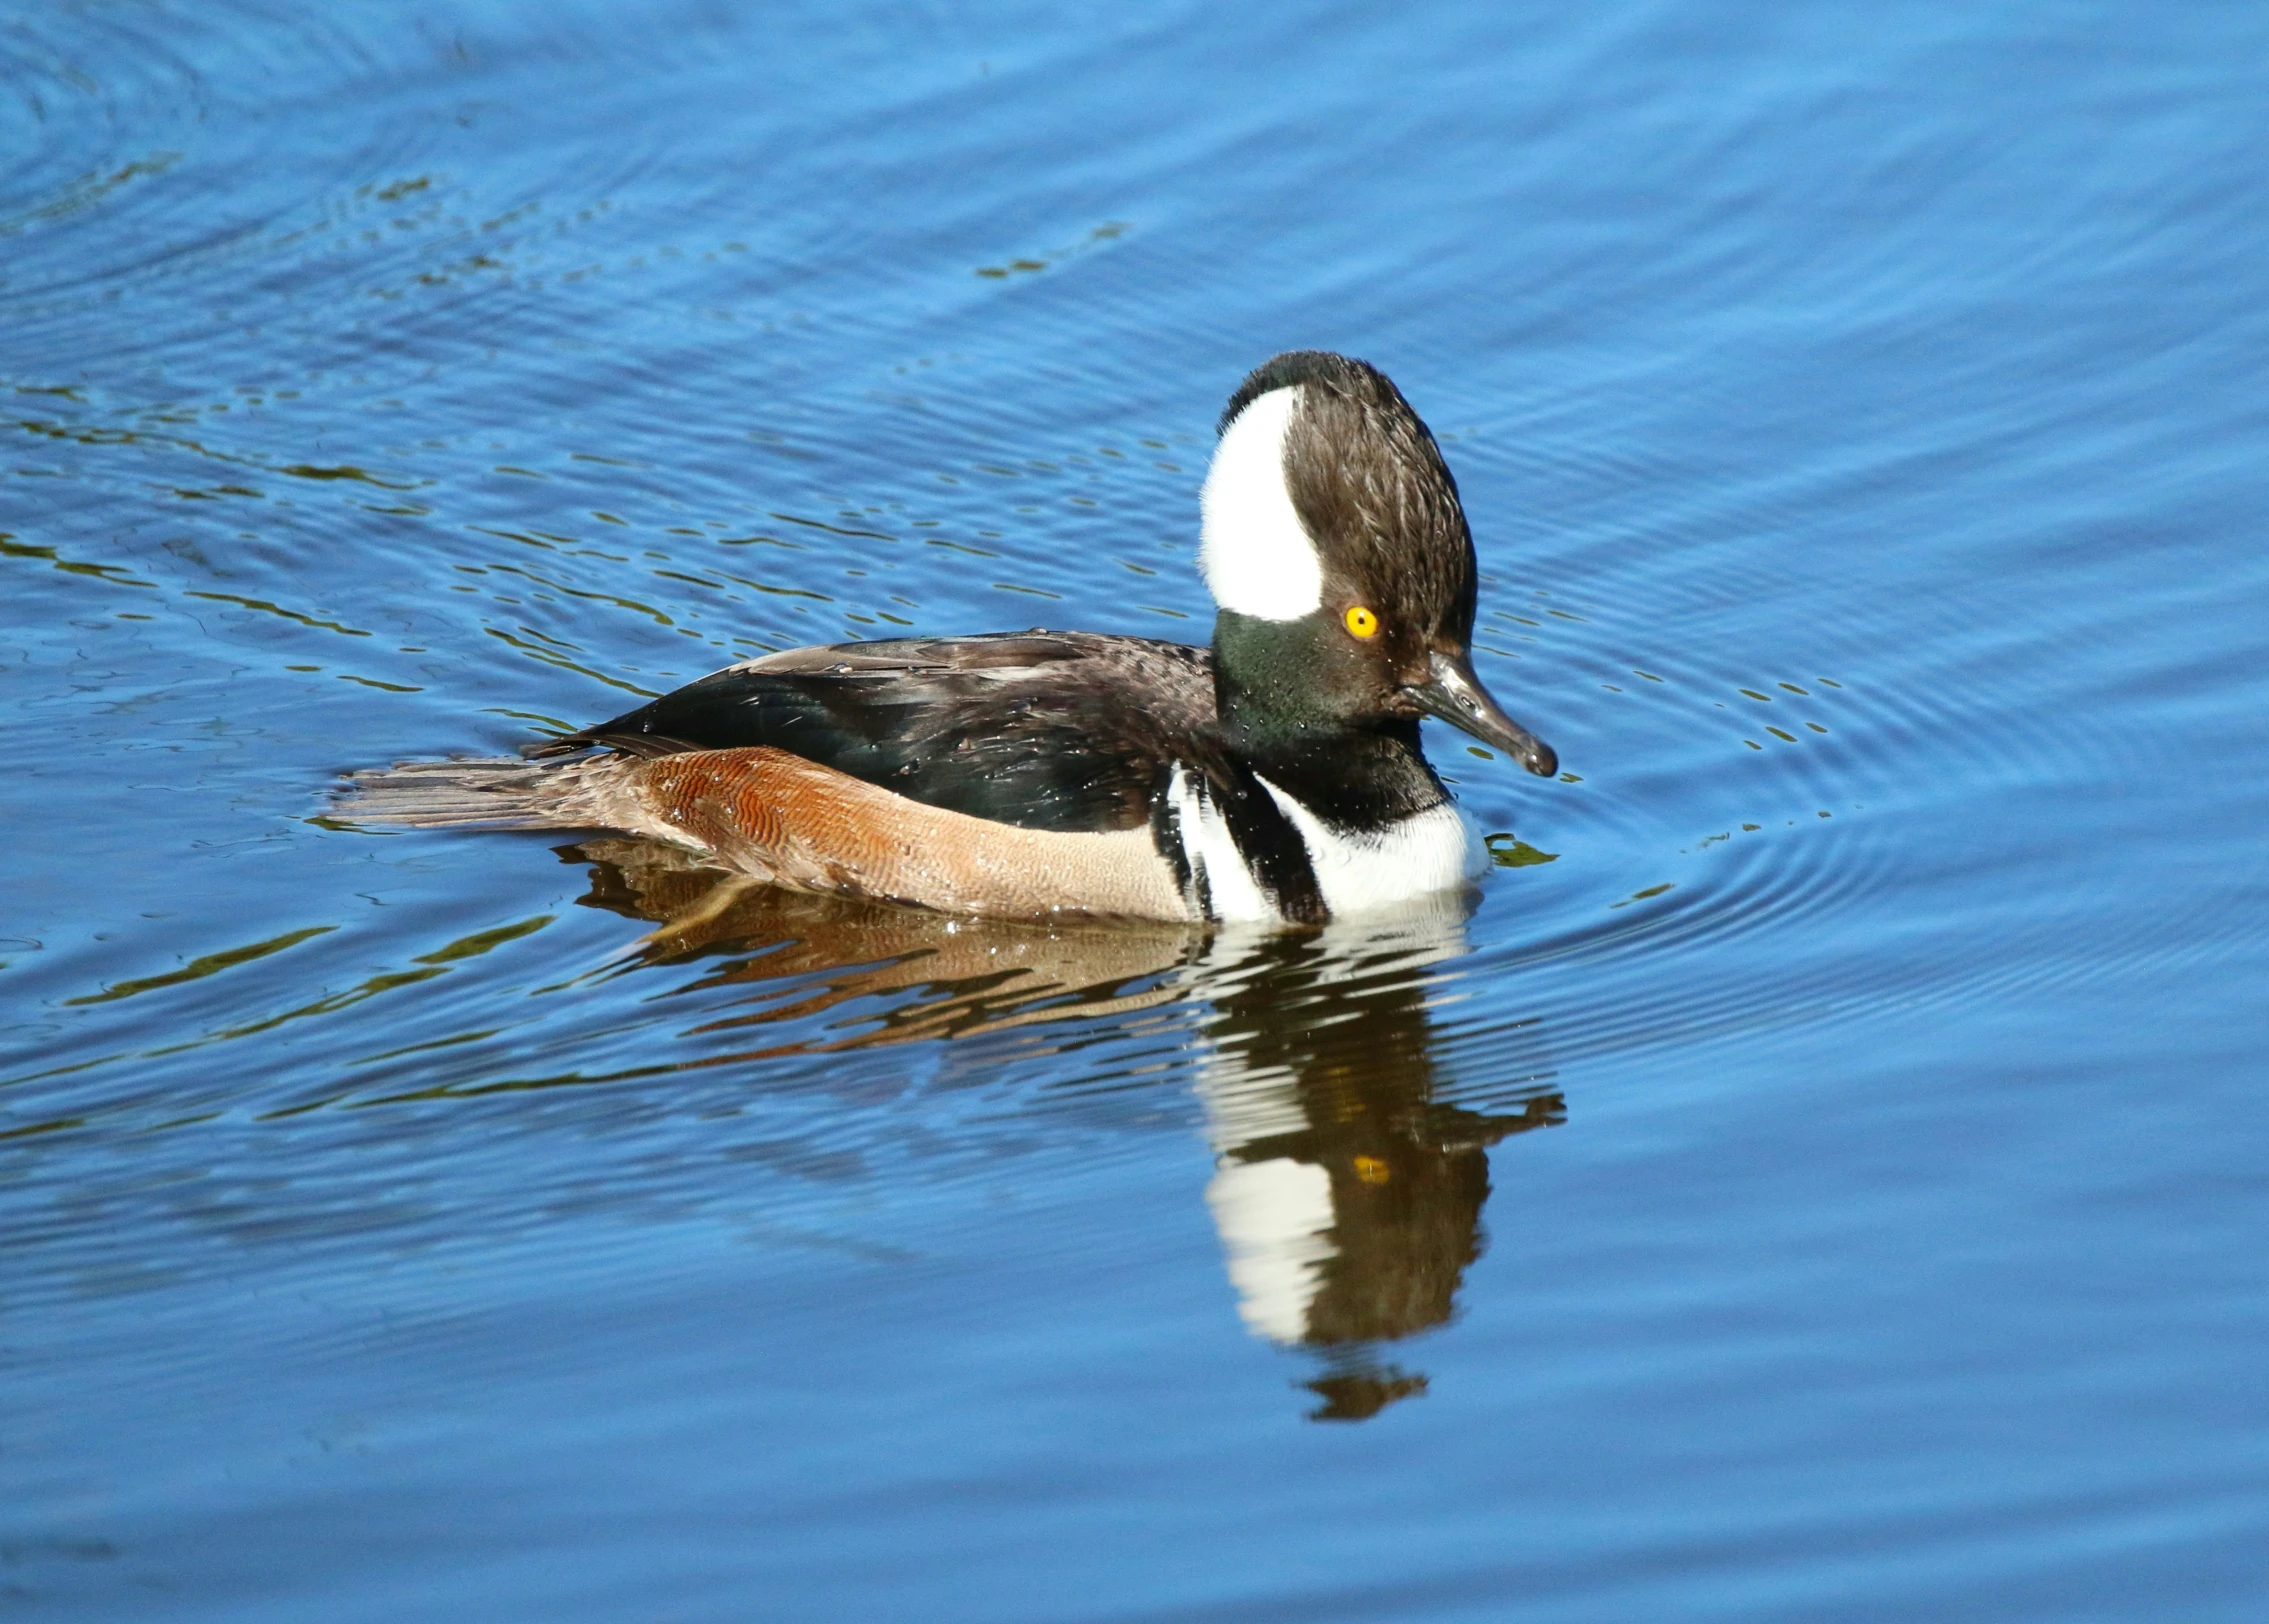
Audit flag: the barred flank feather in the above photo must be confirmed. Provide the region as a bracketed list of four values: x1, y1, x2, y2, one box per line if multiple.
[333, 756, 618, 831]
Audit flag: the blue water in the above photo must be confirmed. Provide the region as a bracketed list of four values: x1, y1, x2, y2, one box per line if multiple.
[6, 1, 2269, 1617]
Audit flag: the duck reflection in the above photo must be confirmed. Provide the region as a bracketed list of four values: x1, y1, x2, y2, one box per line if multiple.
[566, 839, 1562, 1421]
[1192, 909, 1561, 1419]
[567, 837, 1207, 1047]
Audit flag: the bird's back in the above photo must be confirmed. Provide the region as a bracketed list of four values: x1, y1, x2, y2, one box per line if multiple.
[535, 631, 1222, 835]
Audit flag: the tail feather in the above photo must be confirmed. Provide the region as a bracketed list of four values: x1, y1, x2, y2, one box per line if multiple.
[333, 755, 613, 831]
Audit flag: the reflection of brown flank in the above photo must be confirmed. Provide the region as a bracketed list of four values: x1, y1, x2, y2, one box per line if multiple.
[570, 838, 1202, 1050]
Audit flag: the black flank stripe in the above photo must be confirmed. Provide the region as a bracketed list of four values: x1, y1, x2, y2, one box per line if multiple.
[1149, 769, 1202, 917]
[1214, 768, 1326, 923]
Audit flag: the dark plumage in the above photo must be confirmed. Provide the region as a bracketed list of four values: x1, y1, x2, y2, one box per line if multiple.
[531, 632, 1219, 835]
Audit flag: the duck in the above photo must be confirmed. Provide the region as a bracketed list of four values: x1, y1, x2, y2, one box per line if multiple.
[340, 350, 1558, 925]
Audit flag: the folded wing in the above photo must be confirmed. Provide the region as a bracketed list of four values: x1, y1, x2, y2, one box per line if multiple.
[531, 632, 1220, 835]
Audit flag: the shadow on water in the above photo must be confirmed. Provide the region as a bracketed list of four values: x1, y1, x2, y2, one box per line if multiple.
[571, 838, 1564, 1421]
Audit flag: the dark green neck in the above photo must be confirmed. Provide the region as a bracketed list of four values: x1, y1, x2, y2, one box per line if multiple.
[1211, 611, 1447, 829]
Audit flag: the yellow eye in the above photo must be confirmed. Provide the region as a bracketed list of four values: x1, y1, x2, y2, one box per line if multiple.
[1343, 605, 1380, 638]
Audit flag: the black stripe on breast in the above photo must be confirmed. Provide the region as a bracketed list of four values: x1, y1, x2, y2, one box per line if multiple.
[1149, 773, 1204, 918]
[1208, 766, 1327, 924]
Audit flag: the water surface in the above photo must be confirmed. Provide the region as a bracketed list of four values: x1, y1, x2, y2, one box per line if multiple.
[6, 2, 2269, 1618]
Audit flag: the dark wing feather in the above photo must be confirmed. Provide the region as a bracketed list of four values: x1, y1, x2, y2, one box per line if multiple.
[532, 632, 1219, 834]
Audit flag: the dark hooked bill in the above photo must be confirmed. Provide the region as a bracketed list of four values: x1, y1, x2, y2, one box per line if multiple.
[1405, 649, 1559, 777]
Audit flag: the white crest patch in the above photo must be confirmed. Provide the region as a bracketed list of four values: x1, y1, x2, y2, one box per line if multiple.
[1199, 386, 1324, 621]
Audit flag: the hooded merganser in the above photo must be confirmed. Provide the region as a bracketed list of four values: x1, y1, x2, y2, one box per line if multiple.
[566, 842, 1563, 1420]
[341, 351, 1558, 924]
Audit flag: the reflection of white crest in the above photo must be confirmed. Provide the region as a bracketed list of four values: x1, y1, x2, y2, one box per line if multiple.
[1205, 1156, 1335, 1343]
[1188, 903, 1471, 1346]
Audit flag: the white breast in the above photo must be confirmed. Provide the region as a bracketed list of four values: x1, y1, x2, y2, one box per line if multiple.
[1258, 781, 1485, 918]
[1164, 768, 1485, 923]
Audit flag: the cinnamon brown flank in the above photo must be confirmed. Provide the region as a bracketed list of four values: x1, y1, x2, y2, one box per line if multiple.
[622, 747, 1192, 921]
